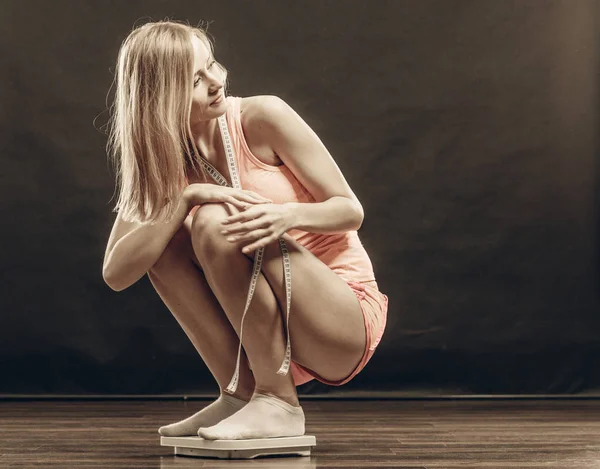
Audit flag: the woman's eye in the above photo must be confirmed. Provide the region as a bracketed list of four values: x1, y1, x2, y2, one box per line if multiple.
[193, 62, 217, 87]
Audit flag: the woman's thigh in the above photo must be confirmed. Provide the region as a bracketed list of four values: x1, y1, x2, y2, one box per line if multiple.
[257, 233, 368, 383]
[192, 202, 368, 383]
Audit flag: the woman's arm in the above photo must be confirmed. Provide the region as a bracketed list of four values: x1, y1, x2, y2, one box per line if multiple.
[284, 197, 363, 234]
[102, 191, 191, 292]
[241, 95, 364, 233]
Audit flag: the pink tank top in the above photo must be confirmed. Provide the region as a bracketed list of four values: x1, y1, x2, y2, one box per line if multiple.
[220, 96, 376, 283]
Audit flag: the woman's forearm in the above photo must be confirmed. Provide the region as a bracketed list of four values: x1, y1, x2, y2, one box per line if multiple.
[103, 194, 192, 291]
[285, 196, 364, 234]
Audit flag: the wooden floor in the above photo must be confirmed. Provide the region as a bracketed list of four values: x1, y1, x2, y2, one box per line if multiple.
[0, 399, 599, 468]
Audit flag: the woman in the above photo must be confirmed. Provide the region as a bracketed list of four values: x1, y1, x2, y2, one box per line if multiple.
[102, 20, 389, 441]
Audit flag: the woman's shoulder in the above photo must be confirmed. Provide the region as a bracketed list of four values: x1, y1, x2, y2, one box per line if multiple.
[238, 94, 288, 119]
[237, 95, 283, 166]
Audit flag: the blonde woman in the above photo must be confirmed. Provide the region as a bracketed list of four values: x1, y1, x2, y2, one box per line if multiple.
[102, 20, 389, 441]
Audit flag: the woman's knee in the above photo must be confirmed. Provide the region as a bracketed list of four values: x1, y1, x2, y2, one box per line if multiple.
[191, 203, 239, 240]
[190, 203, 246, 262]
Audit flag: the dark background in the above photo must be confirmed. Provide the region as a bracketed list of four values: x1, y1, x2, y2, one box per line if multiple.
[1, 0, 598, 396]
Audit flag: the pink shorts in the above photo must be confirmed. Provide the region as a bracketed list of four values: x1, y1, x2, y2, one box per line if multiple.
[290, 280, 389, 387]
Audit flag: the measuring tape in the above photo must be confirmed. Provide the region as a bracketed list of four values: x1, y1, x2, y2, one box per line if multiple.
[195, 113, 293, 394]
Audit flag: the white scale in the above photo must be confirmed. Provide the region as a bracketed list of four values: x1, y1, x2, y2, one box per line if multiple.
[160, 435, 317, 459]
[160, 112, 317, 459]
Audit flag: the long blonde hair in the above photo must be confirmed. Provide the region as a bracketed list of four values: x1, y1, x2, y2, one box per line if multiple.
[106, 19, 229, 224]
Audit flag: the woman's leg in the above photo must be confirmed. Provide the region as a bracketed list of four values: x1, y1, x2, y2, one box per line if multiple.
[192, 204, 368, 400]
[191, 203, 306, 440]
[147, 217, 256, 436]
[190, 201, 370, 441]
[191, 204, 300, 408]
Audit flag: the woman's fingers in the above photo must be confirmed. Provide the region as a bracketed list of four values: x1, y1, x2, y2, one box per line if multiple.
[227, 196, 251, 210]
[244, 195, 266, 203]
[228, 228, 268, 243]
[241, 233, 277, 253]
[223, 217, 266, 235]
[241, 195, 271, 205]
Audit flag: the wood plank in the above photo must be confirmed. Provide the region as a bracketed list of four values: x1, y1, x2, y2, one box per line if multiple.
[0, 400, 598, 467]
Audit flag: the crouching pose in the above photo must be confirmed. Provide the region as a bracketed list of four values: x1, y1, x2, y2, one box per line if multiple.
[102, 19, 389, 441]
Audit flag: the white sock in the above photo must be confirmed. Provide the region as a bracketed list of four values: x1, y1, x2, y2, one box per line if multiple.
[197, 392, 305, 440]
[158, 394, 249, 437]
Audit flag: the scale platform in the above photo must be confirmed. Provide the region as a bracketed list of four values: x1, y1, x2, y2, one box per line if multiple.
[160, 435, 317, 459]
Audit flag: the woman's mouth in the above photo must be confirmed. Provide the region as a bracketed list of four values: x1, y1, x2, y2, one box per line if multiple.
[210, 94, 224, 106]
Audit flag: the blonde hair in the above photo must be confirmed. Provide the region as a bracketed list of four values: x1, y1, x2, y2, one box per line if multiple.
[106, 19, 229, 224]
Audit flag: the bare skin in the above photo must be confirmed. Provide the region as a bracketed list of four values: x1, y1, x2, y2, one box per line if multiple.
[147, 216, 257, 403]
[146, 35, 369, 409]
[149, 200, 368, 408]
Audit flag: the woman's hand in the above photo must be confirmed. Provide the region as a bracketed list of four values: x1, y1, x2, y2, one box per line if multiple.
[220, 203, 296, 253]
[183, 183, 272, 211]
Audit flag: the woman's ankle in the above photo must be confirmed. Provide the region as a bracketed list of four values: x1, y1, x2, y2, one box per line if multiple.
[253, 387, 300, 407]
[221, 389, 253, 402]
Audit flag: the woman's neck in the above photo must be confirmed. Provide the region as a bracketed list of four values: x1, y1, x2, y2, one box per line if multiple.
[190, 116, 221, 161]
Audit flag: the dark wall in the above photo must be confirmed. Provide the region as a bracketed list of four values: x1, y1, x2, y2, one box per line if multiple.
[1, 0, 598, 395]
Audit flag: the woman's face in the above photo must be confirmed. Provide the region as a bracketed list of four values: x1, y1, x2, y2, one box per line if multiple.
[189, 34, 227, 125]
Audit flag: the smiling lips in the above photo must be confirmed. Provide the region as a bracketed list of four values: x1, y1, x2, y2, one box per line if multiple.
[211, 94, 223, 105]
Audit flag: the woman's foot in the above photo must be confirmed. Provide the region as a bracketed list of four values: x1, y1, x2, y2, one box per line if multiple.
[197, 392, 305, 440]
[158, 393, 250, 437]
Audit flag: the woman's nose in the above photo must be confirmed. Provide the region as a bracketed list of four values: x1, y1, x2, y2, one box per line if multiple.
[206, 68, 223, 87]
